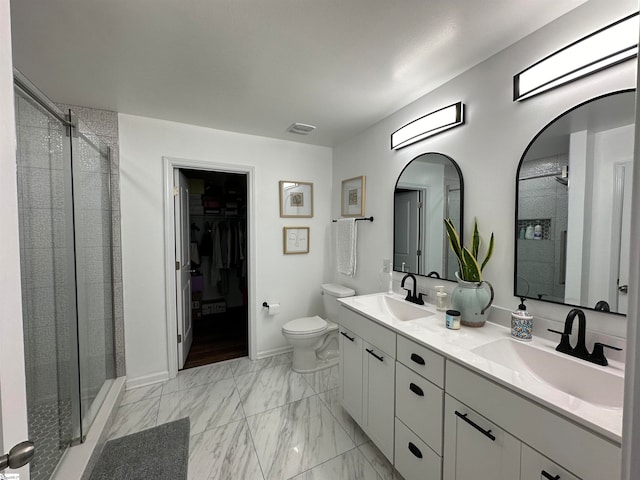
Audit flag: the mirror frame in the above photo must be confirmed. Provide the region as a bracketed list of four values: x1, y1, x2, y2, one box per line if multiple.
[513, 89, 634, 316]
[393, 152, 464, 281]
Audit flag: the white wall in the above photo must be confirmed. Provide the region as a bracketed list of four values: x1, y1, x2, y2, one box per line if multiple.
[331, 0, 637, 337]
[119, 114, 332, 385]
[0, 0, 29, 473]
[565, 130, 592, 306]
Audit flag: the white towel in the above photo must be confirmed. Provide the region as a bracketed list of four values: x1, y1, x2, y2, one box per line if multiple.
[336, 218, 357, 276]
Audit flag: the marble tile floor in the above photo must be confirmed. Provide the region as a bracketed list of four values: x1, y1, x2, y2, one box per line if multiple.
[107, 353, 405, 480]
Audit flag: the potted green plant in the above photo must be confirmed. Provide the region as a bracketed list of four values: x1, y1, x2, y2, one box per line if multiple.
[444, 218, 494, 282]
[444, 218, 495, 326]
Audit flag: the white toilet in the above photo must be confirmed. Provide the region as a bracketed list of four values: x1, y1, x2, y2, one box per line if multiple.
[282, 283, 355, 373]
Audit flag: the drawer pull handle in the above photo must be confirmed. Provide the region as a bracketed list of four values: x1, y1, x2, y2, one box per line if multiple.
[408, 442, 423, 459]
[340, 331, 355, 342]
[541, 471, 560, 480]
[409, 383, 424, 396]
[366, 348, 384, 362]
[410, 353, 425, 365]
[454, 410, 496, 441]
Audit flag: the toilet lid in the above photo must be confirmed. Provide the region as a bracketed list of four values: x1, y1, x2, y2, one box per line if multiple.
[282, 316, 327, 335]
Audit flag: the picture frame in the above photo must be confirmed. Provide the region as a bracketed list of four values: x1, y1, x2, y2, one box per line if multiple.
[341, 176, 366, 217]
[283, 227, 310, 254]
[279, 181, 313, 217]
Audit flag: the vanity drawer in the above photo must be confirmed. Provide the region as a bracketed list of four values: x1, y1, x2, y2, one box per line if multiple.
[339, 305, 396, 358]
[395, 362, 443, 454]
[394, 417, 441, 480]
[521, 444, 580, 480]
[397, 335, 445, 388]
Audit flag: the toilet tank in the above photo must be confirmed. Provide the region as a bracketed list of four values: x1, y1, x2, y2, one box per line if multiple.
[321, 283, 355, 321]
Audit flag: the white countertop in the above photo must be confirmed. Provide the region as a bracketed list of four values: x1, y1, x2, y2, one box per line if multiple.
[338, 292, 624, 444]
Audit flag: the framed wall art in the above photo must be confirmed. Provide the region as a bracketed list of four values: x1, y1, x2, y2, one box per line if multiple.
[283, 227, 310, 254]
[279, 181, 313, 217]
[341, 176, 366, 217]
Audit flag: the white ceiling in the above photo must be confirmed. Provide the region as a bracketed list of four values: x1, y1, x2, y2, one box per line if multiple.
[10, 0, 585, 146]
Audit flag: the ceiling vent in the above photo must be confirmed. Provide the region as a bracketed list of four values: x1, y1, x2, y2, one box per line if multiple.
[287, 123, 316, 135]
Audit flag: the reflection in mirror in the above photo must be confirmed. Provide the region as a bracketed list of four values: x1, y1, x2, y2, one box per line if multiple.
[515, 90, 635, 315]
[394, 153, 463, 281]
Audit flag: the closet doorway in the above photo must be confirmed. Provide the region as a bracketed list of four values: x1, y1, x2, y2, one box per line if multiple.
[174, 168, 249, 370]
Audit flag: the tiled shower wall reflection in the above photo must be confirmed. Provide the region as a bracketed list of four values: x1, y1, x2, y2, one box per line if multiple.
[518, 154, 569, 302]
[57, 104, 125, 378]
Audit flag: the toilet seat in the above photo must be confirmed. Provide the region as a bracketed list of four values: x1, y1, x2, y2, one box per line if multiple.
[282, 316, 327, 335]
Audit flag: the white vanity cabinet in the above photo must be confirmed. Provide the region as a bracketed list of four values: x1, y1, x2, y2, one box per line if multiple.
[338, 306, 396, 462]
[338, 297, 621, 480]
[444, 361, 621, 480]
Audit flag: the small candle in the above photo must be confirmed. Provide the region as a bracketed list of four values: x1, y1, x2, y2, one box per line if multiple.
[446, 310, 461, 330]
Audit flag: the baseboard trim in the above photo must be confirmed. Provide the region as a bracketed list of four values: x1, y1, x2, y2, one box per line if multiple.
[256, 345, 293, 359]
[125, 371, 170, 390]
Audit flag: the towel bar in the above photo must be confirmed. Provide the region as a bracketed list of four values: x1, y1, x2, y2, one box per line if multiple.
[332, 216, 374, 223]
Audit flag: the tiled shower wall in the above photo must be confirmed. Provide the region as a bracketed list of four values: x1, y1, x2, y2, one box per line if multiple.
[57, 104, 125, 378]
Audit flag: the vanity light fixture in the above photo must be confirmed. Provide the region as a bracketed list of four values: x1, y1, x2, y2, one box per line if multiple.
[514, 12, 639, 101]
[391, 102, 465, 150]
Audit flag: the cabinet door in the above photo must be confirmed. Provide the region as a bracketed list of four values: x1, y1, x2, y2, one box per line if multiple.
[362, 341, 395, 462]
[339, 328, 363, 424]
[521, 444, 580, 480]
[443, 394, 521, 480]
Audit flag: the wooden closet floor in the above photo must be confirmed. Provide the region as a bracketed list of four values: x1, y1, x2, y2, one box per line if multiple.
[183, 307, 248, 369]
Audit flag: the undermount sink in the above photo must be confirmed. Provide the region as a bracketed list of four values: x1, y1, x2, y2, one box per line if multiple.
[382, 295, 433, 321]
[352, 294, 434, 322]
[472, 338, 624, 409]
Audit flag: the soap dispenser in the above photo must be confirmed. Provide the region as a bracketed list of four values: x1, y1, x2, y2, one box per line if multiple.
[511, 297, 533, 341]
[435, 286, 448, 311]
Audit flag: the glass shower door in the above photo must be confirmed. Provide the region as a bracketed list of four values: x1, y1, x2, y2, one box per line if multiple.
[69, 114, 116, 433]
[15, 87, 81, 480]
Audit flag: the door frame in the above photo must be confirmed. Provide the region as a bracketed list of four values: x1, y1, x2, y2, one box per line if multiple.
[163, 157, 256, 379]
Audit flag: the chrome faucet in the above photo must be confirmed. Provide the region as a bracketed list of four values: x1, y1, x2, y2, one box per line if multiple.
[548, 308, 622, 366]
[400, 273, 424, 305]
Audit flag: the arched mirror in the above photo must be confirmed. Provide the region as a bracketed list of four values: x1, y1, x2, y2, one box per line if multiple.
[515, 89, 635, 315]
[393, 152, 464, 281]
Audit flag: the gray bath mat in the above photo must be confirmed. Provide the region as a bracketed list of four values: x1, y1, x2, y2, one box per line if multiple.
[90, 418, 190, 480]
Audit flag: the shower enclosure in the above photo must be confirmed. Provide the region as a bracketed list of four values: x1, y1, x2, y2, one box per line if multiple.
[14, 72, 116, 480]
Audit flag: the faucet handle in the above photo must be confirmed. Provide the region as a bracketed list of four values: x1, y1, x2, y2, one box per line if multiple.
[547, 329, 573, 354]
[590, 342, 623, 367]
[403, 288, 413, 302]
[416, 292, 425, 305]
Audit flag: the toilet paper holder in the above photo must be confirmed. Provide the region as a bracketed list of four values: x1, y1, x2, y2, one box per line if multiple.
[262, 301, 280, 315]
